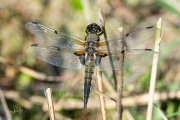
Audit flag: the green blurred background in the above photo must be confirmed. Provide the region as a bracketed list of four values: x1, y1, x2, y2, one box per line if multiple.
[0, 0, 180, 120]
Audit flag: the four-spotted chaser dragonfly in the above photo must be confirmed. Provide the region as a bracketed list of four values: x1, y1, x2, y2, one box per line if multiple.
[25, 22, 159, 108]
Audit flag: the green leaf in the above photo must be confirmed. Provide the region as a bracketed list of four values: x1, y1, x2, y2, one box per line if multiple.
[70, 0, 82, 11]
[17, 73, 33, 87]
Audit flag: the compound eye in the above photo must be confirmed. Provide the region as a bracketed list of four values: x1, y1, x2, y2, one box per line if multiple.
[87, 25, 91, 29]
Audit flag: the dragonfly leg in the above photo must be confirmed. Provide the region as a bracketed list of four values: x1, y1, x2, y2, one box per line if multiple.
[98, 30, 104, 36]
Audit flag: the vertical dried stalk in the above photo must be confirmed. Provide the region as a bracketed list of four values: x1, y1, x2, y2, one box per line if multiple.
[95, 9, 107, 120]
[146, 18, 162, 120]
[0, 87, 12, 120]
[116, 27, 124, 120]
[44, 88, 55, 120]
[97, 70, 107, 120]
[96, 9, 117, 88]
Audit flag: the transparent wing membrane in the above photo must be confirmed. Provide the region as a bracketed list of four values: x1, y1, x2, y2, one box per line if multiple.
[97, 49, 157, 71]
[25, 22, 85, 49]
[99, 26, 159, 51]
[26, 44, 83, 69]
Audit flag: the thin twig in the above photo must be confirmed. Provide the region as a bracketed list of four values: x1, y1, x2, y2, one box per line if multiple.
[124, 109, 135, 120]
[96, 10, 118, 89]
[44, 88, 55, 120]
[146, 18, 162, 120]
[92, 82, 116, 102]
[154, 104, 168, 120]
[116, 27, 124, 120]
[0, 87, 12, 120]
[95, 9, 107, 120]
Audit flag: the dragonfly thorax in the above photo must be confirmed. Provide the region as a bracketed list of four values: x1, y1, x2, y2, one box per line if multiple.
[85, 34, 99, 54]
[85, 47, 96, 55]
[86, 34, 99, 42]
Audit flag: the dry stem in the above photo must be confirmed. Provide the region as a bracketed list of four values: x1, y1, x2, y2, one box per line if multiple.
[0, 87, 12, 120]
[146, 18, 162, 120]
[116, 27, 124, 120]
[95, 9, 107, 120]
[44, 88, 55, 120]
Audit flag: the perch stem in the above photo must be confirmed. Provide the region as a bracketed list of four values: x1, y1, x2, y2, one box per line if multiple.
[95, 9, 107, 120]
[146, 18, 162, 120]
[116, 27, 124, 120]
[44, 88, 55, 120]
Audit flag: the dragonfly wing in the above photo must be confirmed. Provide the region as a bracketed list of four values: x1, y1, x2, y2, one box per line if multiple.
[96, 51, 124, 71]
[124, 26, 159, 49]
[96, 49, 157, 71]
[98, 36, 123, 51]
[99, 26, 159, 51]
[26, 44, 83, 69]
[25, 22, 85, 49]
[122, 49, 157, 69]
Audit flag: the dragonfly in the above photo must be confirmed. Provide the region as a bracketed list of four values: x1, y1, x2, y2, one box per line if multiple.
[25, 22, 159, 108]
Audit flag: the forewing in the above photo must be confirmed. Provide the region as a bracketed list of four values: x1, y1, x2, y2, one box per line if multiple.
[25, 22, 85, 49]
[26, 44, 83, 69]
[96, 49, 156, 71]
[99, 26, 159, 51]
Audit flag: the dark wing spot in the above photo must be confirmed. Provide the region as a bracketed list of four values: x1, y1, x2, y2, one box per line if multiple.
[103, 54, 107, 57]
[74, 52, 78, 56]
[31, 22, 38, 25]
[125, 33, 129, 37]
[121, 50, 125, 53]
[56, 48, 60, 51]
[146, 26, 153, 29]
[53, 46, 60, 51]
[54, 30, 58, 34]
[31, 44, 39, 46]
[145, 49, 152, 51]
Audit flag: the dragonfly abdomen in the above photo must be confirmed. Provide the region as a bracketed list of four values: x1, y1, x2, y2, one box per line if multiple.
[83, 54, 95, 108]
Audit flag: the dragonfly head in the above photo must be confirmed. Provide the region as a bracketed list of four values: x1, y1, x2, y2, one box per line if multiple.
[86, 23, 103, 36]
